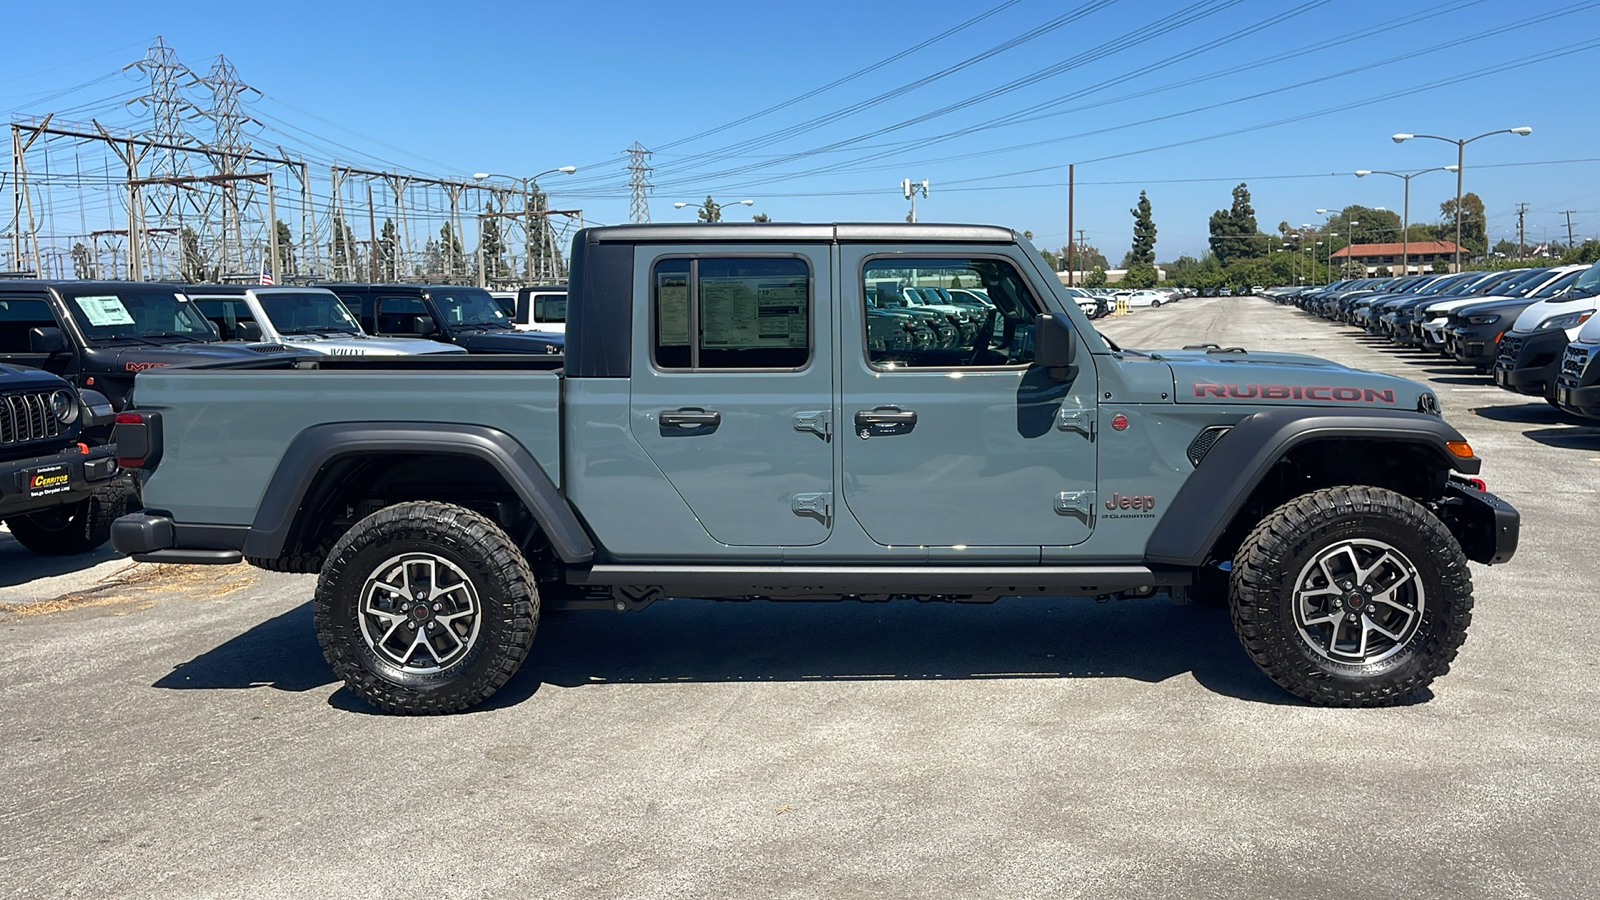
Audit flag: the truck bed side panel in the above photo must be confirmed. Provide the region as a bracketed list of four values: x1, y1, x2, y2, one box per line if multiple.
[133, 370, 561, 526]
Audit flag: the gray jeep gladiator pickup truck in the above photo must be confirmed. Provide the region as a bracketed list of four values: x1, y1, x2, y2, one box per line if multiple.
[110, 223, 1519, 714]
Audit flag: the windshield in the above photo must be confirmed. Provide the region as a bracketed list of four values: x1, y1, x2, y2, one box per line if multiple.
[1531, 270, 1582, 299]
[61, 287, 216, 344]
[257, 291, 363, 335]
[429, 287, 510, 328]
[1492, 267, 1553, 297]
[1571, 261, 1600, 299]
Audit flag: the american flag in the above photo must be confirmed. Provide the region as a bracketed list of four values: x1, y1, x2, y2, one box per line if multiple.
[260, 259, 274, 285]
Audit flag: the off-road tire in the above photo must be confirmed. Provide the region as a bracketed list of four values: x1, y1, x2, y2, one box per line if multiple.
[1230, 485, 1473, 707]
[246, 537, 334, 574]
[5, 477, 129, 556]
[315, 502, 538, 714]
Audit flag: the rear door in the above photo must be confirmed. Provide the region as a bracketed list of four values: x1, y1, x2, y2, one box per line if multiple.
[836, 246, 1099, 549]
[628, 243, 834, 546]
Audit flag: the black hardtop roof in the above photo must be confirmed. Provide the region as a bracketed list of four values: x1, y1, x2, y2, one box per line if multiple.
[580, 222, 1019, 245]
[315, 283, 493, 292]
[0, 279, 194, 294]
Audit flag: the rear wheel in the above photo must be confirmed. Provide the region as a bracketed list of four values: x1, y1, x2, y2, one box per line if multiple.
[315, 502, 537, 714]
[4, 478, 128, 556]
[1229, 486, 1473, 707]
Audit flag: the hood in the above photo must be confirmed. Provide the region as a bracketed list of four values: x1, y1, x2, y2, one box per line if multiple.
[1161, 348, 1434, 412]
[453, 330, 565, 355]
[1449, 297, 1537, 322]
[0, 362, 71, 392]
[284, 335, 467, 356]
[100, 341, 294, 371]
[1511, 294, 1600, 334]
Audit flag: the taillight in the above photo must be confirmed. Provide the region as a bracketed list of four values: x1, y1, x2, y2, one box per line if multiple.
[114, 410, 162, 469]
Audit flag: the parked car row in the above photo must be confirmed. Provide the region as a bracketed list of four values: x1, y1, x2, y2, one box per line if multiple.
[1264, 260, 1600, 418]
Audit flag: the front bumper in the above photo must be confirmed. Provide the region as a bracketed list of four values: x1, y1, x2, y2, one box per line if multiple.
[1439, 480, 1520, 565]
[1492, 330, 1569, 398]
[0, 443, 118, 520]
[1450, 326, 1501, 368]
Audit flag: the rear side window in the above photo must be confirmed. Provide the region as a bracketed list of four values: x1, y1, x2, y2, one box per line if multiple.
[193, 298, 253, 340]
[651, 257, 811, 370]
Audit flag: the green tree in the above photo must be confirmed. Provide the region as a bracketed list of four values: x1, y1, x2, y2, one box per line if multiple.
[70, 242, 94, 280]
[697, 196, 722, 223]
[330, 214, 358, 280]
[1122, 262, 1159, 288]
[1561, 239, 1600, 264]
[752, 212, 770, 223]
[376, 218, 400, 281]
[178, 227, 205, 282]
[1431, 258, 1451, 274]
[1326, 205, 1401, 246]
[479, 202, 507, 281]
[439, 222, 464, 280]
[1374, 265, 1393, 277]
[1439, 192, 1486, 256]
[1162, 254, 1203, 287]
[274, 220, 296, 277]
[1084, 267, 1107, 288]
[1040, 248, 1059, 271]
[1127, 190, 1157, 268]
[1208, 183, 1262, 265]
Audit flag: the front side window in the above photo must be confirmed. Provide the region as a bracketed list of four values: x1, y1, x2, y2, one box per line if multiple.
[862, 257, 1038, 369]
[652, 257, 810, 370]
[0, 297, 58, 352]
[192, 298, 254, 340]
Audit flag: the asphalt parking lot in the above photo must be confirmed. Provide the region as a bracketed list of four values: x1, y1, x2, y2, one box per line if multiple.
[2, 297, 1596, 899]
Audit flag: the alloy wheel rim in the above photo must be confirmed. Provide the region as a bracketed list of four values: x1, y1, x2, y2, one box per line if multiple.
[358, 552, 482, 674]
[1292, 538, 1425, 665]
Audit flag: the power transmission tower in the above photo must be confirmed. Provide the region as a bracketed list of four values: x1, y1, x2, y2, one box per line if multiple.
[1516, 202, 1529, 259]
[199, 55, 262, 276]
[627, 142, 653, 224]
[125, 37, 201, 278]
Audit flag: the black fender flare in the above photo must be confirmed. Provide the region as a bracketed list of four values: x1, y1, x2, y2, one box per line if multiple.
[1145, 408, 1478, 567]
[241, 422, 595, 564]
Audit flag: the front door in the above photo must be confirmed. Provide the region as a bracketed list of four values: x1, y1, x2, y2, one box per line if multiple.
[629, 244, 834, 546]
[0, 292, 71, 376]
[838, 248, 1099, 548]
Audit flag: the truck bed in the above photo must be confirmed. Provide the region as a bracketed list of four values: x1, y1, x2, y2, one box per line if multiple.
[129, 361, 563, 526]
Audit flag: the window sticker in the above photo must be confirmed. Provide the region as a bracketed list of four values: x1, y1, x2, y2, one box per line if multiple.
[74, 295, 136, 327]
[658, 276, 690, 346]
[700, 276, 807, 349]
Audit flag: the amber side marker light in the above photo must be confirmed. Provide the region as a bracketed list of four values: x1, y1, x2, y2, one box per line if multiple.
[1447, 440, 1475, 458]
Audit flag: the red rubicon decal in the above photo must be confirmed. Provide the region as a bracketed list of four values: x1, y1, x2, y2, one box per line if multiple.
[124, 361, 171, 372]
[1192, 382, 1395, 403]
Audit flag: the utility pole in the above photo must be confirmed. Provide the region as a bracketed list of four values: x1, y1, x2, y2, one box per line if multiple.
[1516, 202, 1529, 260]
[1561, 210, 1576, 247]
[1067, 163, 1075, 286]
[366, 182, 377, 282]
[902, 178, 928, 223]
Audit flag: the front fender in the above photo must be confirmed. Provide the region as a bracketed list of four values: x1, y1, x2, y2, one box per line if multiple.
[1145, 408, 1478, 567]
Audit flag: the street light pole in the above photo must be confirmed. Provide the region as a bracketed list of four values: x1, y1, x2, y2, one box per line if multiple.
[673, 199, 754, 221]
[1354, 165, 1456, 277]
[1392, 127, 1532, 272]
[473, 166, 577, 282]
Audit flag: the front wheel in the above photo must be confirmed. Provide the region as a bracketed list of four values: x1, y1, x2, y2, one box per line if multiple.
[1229, 486, 1473, 707]
[315, 502, 538, 714]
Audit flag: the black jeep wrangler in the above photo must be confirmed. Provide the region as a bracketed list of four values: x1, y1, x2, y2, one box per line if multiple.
[0, 364, 127, 555]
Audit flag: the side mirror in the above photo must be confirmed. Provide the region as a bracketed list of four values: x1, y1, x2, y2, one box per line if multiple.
[1032, 313, 1076, 369]
[235, 320, 263, 342]
[28, 326, 65, 354]
[414, 315, 437, 336]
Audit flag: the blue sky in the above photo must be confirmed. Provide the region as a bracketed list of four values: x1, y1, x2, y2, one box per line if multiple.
[5, 0, 1600, 261]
